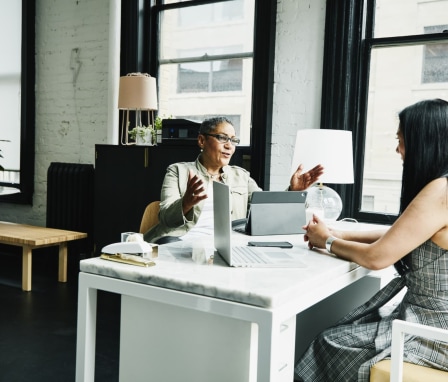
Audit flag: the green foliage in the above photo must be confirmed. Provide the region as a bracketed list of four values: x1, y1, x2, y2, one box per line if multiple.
[154, 114, 173, 130]
[128, 125, 155, 143]
[154, 116, 163, 130]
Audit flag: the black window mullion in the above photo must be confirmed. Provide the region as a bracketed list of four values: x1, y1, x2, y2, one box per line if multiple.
[120, 0, 142, 76]
[320, 0, 365, 220]
[250, 0, 277, 189]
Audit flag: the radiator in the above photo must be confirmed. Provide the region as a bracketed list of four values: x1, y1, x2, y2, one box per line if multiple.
[46, 162, 94, 255]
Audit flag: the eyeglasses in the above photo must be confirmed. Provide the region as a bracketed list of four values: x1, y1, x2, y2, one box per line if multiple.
[203, 133, 240, 146]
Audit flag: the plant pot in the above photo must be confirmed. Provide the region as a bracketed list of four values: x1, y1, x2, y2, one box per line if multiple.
[156, 130, 162, 144]
[135, 131, 154, 146]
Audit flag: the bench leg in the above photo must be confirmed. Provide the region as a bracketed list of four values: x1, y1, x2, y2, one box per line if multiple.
[22, 245, 32, 291]
[59, 242, 68, 282]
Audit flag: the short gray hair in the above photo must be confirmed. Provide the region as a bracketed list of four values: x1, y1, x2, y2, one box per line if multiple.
[199, 117, 233, 134]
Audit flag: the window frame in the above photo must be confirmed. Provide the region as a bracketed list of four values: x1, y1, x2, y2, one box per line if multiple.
[121, 0, 277, 189]
[0, 0, 35, 205]
[322, 0, 448, 224]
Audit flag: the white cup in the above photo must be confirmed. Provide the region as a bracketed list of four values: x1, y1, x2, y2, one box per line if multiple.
[121, 232, 143, 242]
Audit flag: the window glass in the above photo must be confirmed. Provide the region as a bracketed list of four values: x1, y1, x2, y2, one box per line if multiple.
[159, 2, 252, 60]
[362, 44, 448, 214]
[0, 0, 21, 186]
[423, 26, 448, 83]
[374, 0, 448, 38]
[177, 0, 244, 26]
[360, 0, 448, 216]
[178, 59, 243, 93]
[158, 0, 254, 145]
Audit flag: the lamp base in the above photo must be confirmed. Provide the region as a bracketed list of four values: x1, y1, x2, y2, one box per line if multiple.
[305, 184, 342, 221]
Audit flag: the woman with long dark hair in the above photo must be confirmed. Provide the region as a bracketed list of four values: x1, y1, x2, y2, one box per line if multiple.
[294, 99, 448, 381]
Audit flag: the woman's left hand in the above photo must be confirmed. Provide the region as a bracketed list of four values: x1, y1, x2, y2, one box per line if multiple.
[290, 164, 324, 191]
[303, 214, 332, 250]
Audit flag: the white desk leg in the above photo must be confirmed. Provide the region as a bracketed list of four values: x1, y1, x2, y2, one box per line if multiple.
[257, 315, 296, 382]
[76, 273, 98, 382]
[257, 315, 276, 382]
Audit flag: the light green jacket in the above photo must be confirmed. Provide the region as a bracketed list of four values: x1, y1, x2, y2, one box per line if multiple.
[144, 155, 261, 243]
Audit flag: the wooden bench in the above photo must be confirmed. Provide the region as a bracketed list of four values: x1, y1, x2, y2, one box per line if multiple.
[0, 221, 87, 291]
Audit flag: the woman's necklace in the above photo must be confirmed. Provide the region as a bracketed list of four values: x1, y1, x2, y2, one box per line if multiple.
[208, 172, 221, 179]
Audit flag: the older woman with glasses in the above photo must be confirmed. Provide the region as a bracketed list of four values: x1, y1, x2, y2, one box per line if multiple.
[144, 116, 323, 244]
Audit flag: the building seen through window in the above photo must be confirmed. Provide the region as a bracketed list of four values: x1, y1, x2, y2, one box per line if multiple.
[361, 0, 448, 215]
[423, 25, 448, 84]
[157, 0, 254, 145]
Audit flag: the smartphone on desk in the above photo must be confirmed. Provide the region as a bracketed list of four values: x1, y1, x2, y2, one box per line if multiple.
[247, 241, 293, 249]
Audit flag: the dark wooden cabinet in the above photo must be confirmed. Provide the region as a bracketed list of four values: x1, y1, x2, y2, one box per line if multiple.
[94, 142, 244, 254]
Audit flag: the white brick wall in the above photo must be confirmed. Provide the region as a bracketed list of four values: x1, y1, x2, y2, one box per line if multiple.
[1, 0, 325, 225]
[2, 0, 112, 225]
[270, 0, 325, 190]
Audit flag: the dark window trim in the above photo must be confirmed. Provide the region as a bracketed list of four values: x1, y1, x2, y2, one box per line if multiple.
[250, 0, 277, 189]
[122, 0, 276, 189]
[120, 0, 143, 75]
[368, 32, 448, 47]
[322, 0, 399, 224]
[323, 0, 448, 225]
[320, 0, 365, 221]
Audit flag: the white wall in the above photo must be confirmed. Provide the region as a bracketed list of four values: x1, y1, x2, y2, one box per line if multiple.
[1, 0, 119, 224]
[270, 0, 326, 190]
[0, 0, 325, 225]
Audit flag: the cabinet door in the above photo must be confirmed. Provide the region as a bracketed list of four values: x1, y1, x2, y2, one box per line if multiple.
[94, 143, 200, 253]
[141, 143, 199, 203]
[94, 145, 149, 252]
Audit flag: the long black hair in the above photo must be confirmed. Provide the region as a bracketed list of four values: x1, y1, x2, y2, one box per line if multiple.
[399, 98, 448, 213]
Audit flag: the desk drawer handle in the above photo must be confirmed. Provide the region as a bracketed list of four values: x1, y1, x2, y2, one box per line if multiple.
[278, 363, 288, 372]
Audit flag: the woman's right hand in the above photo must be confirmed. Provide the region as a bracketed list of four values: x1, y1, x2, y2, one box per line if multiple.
[182, 171, 207, 213]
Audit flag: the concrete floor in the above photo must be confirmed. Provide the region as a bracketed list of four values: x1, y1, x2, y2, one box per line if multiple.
[0, 248, 120, 382]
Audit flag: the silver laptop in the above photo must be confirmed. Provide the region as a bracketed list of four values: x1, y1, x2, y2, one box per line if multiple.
[213, 181, 307, 268]
[233, 190, 307, 235]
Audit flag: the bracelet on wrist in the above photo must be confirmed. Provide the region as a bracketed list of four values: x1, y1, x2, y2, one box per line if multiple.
[325, 236, 338, 254]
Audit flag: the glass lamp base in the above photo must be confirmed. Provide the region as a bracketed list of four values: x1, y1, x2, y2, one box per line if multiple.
[306, 185, 342, 220]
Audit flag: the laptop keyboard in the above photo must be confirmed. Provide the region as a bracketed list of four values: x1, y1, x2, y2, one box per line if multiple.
[233, 246, 268, 264]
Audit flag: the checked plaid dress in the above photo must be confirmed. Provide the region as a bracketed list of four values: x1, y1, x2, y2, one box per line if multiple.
[294, 239, 448, 382]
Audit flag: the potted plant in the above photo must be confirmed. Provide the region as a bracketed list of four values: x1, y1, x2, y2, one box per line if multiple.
[154, 116, 163, 144]
[153, 115, 174, 144]
[128, 125, 155, 146]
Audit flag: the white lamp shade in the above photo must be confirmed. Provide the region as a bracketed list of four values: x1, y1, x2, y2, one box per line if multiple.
[118, 73, 158, 110]
[290, 129, 354, 184]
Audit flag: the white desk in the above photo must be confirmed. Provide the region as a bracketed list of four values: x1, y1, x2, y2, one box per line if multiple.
[76, 229, 382, 382]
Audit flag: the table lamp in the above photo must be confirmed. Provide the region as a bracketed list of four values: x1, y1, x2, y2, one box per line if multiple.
[290, 129, 354, 220]
[118, 72, 158, 145]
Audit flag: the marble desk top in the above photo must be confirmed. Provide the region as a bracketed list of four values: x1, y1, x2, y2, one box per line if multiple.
[80, 222, 385, 309]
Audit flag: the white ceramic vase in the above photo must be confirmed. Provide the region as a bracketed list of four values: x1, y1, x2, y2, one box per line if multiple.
[135, 130, 154, 146]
